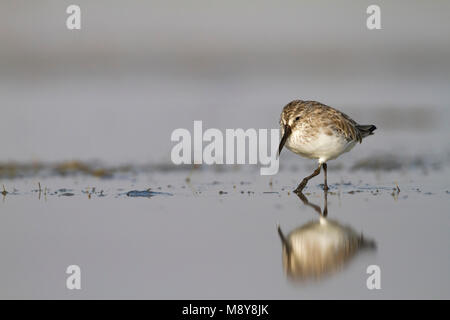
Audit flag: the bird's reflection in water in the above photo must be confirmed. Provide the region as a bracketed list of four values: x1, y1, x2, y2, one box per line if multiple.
[278, 190, 376, 281]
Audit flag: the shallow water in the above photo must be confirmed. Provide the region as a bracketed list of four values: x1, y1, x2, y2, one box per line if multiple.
[1, 0, 450, 299]
[0, 167, 449, 299]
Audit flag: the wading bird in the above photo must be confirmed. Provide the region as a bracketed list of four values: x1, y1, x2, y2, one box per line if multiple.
[278, 100, 376, 193]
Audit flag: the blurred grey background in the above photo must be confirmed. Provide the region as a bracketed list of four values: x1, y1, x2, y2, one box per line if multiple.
[1, 0, 449, 164]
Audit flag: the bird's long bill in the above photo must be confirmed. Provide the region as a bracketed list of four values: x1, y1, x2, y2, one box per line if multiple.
[278, 125, 291, 156]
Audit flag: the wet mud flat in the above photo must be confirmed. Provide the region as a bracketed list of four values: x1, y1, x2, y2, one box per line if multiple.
[0, 161, 449, 299]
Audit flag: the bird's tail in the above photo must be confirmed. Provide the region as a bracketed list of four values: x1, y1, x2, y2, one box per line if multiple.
[356, 124, 377, 138]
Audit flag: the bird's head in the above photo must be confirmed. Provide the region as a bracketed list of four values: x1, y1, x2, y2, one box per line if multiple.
[278, 100, 307, 155]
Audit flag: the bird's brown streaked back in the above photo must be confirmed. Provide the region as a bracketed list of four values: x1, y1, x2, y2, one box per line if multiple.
[280, 100, 374, 143]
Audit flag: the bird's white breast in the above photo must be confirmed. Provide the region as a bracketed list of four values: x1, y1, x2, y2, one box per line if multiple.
[286, 128, 356, 163]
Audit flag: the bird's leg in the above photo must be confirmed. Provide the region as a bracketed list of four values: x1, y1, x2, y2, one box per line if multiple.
[294, 165, 321, 194]
[322, 163, 329, 191]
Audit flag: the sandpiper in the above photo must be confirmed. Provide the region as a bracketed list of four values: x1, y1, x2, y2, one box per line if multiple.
[278, 100, 376, 193]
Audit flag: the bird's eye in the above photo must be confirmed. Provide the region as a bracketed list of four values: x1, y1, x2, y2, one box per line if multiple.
[295, 116, 300, 121]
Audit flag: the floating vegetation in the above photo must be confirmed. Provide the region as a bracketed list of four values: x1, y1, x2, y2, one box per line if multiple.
[55, 161, 114, 178]
[126, 189, 173, 198]
[0, 153, 448, 180]
[351, 154, 443, 172]
[59, 192, 75, 197]
[0, 161, 196, 179]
